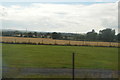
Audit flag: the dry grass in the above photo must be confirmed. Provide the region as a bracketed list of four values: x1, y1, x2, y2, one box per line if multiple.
[1, 37, 119, 47]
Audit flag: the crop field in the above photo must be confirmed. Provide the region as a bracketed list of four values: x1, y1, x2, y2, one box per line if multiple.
[2, 43, 118, 70]
[1, 37, 119, 47]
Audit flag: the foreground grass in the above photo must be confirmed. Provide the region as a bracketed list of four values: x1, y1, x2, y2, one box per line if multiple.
[16, 74, 72, 78]
[2, 43, 118, 70]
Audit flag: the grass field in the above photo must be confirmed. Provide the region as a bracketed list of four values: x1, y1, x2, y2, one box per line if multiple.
[2, 43, 118, 70]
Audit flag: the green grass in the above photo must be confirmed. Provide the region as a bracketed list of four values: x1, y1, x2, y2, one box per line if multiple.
[2, 43, 118, 70]
[16, 74, 72, 78]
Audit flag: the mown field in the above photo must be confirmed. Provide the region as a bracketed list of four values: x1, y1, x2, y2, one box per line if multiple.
[1, 37, 119, 47]
[2, 43, 118, 70]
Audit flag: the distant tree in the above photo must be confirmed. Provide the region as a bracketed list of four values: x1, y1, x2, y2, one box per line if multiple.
[33, 32, 38, 37]
[73, 34, 85, 41]
[63, 36, 68, 40]
[99, 28, 115, 42]
[86, 29, 98, 41]
[46, 33, 52, 38]
[52, 32, 61, 39]
[79, 34, 86, 41]
[46, 33, 51, 35]
[117, 33, 120, 42]
[28, 32, 33, 37]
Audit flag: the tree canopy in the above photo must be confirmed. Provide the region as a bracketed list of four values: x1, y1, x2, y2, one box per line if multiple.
[99, 28, 116, 42]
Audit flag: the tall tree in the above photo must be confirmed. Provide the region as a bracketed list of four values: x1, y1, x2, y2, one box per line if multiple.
[86, 29, 98, 41]
[117, 33, 120, 42]
[99, 28, 115, 42]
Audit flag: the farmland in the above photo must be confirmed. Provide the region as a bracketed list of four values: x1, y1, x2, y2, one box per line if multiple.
[2, 43, 118, 70]
[2, 37, 119, 78]
[1, 37, 119, 47]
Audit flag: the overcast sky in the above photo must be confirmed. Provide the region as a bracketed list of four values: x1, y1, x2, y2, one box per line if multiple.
[0, 0, 119, 2]
[0, 1, 119, 33]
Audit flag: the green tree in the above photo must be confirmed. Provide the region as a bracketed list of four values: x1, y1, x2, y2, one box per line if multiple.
[79, 34, 86, 41]
[33, 32, 38, 37]
[86, 29, 98, 41]
[28, 32, 33, 37]
[99, 28, 115, 42]
[52, 32, 61, 39]
[117, 33, 120, 42]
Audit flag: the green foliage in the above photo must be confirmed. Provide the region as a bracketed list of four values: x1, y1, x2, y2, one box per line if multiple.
[86, 29, 98, 41]
[99, 28, 116, 42]
[2, 28, 119, 42]
[117, 33, 120, 42]
[28, 32, 33, 37]
[52, 32, 61, 39]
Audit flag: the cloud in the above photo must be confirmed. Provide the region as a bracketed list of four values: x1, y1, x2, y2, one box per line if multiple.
[0, 2, 118, 33]
[0, 0, 118, 2]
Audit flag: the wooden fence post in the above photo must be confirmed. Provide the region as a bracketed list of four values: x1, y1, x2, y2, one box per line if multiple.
[72, 52, 75, 80]
[15, 39, 16, 43]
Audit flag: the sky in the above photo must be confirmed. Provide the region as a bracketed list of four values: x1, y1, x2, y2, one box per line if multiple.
[0, 0, 119, 34]
[0, 0, 119, 2]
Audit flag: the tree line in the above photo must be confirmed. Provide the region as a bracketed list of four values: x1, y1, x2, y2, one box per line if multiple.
[2, 28, 120, 42]
[52, 28, 120, 42]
